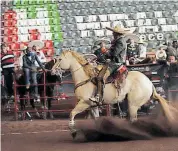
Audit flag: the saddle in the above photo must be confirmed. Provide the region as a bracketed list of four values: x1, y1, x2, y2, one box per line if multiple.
[92, 64, 128, 86]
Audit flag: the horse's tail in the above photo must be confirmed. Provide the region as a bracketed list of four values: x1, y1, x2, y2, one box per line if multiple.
[152, 86, 175, 123]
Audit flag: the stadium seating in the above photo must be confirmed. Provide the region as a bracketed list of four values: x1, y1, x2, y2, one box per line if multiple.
[1, 0, 178, 56]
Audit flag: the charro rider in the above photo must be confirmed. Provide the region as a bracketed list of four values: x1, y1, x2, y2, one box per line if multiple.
[89, 26, 131, 104]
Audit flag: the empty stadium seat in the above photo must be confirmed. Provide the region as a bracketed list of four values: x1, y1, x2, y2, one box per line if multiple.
[41, 33, 49, 40]
[11, 43, 20, 51]
[45, 40, 53, 48]
[52, 33, 63, 40]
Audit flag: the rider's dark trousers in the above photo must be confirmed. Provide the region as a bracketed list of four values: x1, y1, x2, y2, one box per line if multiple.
[2, 67, 14, 96]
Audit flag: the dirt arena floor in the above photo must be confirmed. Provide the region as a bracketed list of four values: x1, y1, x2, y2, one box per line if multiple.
[2, 117, 178, 151]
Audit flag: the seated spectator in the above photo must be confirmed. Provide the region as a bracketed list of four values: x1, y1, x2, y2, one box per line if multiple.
[126, 39, 138, 60]
[22, 45, 46, 99]
[137, 39, 147, 59]
[172, 40, 178, 50]
[1, 43, 15, 98]
[166, 41, 178, 60]
[168, 56, 177, 63]
[156, 45, 167, 60]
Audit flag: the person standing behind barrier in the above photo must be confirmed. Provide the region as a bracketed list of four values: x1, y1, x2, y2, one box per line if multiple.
[1, 43, 15, 99]
[32, 45, 46, 67]
[22, 45, 46, 99]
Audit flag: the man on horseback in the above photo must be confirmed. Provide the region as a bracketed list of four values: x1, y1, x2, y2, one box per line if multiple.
[89, 26, 130, 104]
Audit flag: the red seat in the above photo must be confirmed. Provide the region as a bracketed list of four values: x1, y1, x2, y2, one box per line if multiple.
[4, 28, 13, 35]
[12, 35, 18, 42]
[45, 40, 53, 48]
[12, 27, 18, 34]
[3, 36, 13, 43]
[28, 29, 38, 34]
[46, 48, 54, 56]
[3, 10, 17, 20]
[4, 20, 17, 27]
[10, 43, 20, 51]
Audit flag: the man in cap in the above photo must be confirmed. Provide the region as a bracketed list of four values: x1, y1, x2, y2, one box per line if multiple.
[22, 42, 46, 99]
[89, 26, 129, 104]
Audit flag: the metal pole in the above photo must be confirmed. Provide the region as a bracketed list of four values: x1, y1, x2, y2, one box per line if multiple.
[13, 74, 18, 121]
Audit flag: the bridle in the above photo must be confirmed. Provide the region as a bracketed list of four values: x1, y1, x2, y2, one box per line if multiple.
[52, 53, 90, 76]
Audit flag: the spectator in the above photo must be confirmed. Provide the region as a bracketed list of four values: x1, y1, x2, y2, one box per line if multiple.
[137, 39, 147, 59]
[29, 40, 46, 67]
[22, 45, 46, 99]
[1, 43, 15, 98]
[168, 56, 177, 63]
[166, 41, 178, 60]
[126, 39, 138, 60]
[172, 40, 178, 49]
[156, 45, 167, 60]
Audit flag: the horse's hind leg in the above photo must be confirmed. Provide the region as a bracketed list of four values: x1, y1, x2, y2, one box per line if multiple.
[128, 103, 139, 123]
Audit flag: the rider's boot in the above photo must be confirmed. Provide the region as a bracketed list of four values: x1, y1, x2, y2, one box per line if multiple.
[89, 94, 101, 105]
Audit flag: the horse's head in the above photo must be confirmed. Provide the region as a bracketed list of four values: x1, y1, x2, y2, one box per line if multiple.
[51, 51, 72, 76]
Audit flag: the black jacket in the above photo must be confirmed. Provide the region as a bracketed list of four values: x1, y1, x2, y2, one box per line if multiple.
[22, 52, 45, 70]
[109, 36, 127, 63]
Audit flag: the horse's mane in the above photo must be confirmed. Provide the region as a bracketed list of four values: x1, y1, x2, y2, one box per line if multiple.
[63, 50, 95, 77]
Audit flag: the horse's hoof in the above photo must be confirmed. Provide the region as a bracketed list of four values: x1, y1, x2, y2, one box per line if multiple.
[49, 113, 54, 120]
[71, 131, 77, 139]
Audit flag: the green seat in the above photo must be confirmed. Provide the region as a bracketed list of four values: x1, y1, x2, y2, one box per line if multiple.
[36, 0, 44, 4]
[13, 0, 21, 6]
[52, 11, 59, 18]
[54, 41, 60, 48]
[27, 5, 36, 12]
[52, 33, 63, 41]
[28, 0, 36, 5]
[27, 12, 37, 19]
[47, 4, 58, 10]
[21, 0, 28, 5]
[50, 25, 61, 32]
[49, 18, 60, 25]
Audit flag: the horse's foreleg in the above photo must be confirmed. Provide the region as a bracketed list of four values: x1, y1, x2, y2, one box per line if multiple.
[69, 100, 90, 138]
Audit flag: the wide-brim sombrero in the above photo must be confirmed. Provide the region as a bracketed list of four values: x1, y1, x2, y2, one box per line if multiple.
[124, 34, 140, 43]
[20, 45, 28, 51]
[28, 40, 44, 49]
[138, 39, 147, 44]
[106, 26, 131, 34]
[156, 44, 167, 50]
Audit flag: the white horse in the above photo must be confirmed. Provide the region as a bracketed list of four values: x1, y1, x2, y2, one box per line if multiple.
[51, 50, 173, 137]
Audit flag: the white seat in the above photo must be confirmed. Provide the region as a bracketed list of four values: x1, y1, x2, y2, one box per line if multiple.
[37, 19, 45, 26]
[94, 30, 104, 37]
[98, 15, 108, 22]
[44, 18, 49, 25]
[45, 33, 52, 40]
[44, 26, 50, 32]
[19, 34, 28, 42]
[101, 22, 110, 28]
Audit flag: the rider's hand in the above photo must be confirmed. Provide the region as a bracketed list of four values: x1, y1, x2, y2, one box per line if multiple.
[106, 59, 111, 63]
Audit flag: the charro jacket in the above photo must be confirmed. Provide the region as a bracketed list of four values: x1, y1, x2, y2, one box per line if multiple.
[109, 36, 127, 63]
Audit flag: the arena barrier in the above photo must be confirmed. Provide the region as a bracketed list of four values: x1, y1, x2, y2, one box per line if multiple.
[13, 71, 111, 120]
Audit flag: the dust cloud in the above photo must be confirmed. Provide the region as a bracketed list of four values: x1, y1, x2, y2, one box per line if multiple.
[76, 103, 178, 141]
